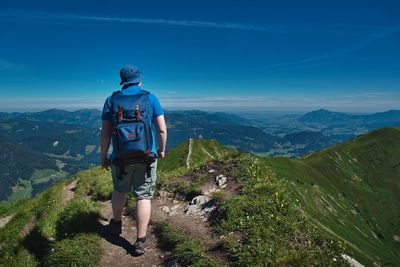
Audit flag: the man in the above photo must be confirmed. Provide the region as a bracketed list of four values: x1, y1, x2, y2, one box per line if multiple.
[100, 64, 167, 256]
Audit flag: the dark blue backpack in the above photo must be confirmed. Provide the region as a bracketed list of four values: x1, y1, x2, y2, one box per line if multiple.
[110, 90, 156, 169]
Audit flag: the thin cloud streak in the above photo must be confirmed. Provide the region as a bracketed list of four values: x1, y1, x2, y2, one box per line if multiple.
[266, 25, 400, 68]
[0, 8, 282, 32]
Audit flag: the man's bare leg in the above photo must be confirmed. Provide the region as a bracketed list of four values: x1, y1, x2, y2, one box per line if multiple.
[136, 199, 151, 238]
[112, 191, 127, 221]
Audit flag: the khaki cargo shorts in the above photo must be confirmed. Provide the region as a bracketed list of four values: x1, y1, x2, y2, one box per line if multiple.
[111, 159, 157, 200]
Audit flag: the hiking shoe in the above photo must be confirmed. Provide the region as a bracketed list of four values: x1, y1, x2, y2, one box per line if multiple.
[133, 239, 146, 256]
[109, 218, 122, 235]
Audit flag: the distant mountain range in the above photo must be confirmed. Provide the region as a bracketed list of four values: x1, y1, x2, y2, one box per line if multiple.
[0, 108, 399, 201]
[299, 108, 400, 126]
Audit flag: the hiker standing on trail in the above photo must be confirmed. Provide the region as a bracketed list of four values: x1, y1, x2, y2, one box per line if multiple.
[100, 64, 167, 255]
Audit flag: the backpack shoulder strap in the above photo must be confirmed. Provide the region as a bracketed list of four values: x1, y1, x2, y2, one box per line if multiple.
[110, 90, 122, 115]
[111, 89, 150, 115]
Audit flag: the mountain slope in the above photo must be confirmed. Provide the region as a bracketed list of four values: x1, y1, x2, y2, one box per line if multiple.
[158, 138, 235, 173]
[0, 109, 102, 128]
[165, 110, 279, 151]
[0, 134, 58, 201]
[297, 109, 400, 133]
[298, 109, 355, 124]
[0, 139, 348, 266]
[267, 127, 400, 265]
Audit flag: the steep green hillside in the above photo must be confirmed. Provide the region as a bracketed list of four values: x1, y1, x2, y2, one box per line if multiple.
[0, 138, 348, 266]
[158, 138, 233, 172]
[268, 127, 400, 266]
[0, 134, 59, 201]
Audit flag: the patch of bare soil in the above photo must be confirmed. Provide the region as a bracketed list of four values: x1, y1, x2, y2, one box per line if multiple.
[0, 214, 14, 229]
[20, 216, 36, 238]
[62, 180, 77, 205]
[98, 200, 166, 267]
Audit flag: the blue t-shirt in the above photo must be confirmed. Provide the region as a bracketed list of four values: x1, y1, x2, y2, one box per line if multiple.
[102, 85, 164, 158]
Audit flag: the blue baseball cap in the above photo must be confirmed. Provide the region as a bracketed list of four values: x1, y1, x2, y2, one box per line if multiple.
[119, 64, 143, 86]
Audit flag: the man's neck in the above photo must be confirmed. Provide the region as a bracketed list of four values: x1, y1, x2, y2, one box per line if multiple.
[122, 84, 141, 90]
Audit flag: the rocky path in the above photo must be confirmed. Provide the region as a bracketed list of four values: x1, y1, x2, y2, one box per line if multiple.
[98, 200, 166, 267]
[97, 160, 238, 266]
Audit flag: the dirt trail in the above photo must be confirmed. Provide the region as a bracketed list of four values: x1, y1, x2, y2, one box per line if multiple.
[62, 180, 77, 205]
[152, 197, 215, 243]
[97, 159, 238, 266]
[98, 200, 166, 267]
[0, 180, 78, 241]
[0, 214, 14, 229]
[186, 138, 193, 169]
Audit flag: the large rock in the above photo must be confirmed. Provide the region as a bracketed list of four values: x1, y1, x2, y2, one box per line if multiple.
[186, 195, 210, 215]
[160, 206, 170, 213]
[216, 174, 227, 187]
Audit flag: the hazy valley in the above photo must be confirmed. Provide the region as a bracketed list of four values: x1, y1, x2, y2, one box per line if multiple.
[0, 108, 399, 202]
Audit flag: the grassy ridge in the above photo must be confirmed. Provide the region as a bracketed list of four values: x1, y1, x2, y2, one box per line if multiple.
[0, 183, 65, 265]
[158, 139, 233, 173]
[155, 142, 349, 265]
[157, 139, 235, 196]
[268, 127, 400, 265]
[0, 169, 106, 266]
[2, 131, 397, 266]
[215, 154, 348, 266]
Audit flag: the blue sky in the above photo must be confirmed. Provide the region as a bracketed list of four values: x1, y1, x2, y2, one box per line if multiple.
[0, 0, 399, 112]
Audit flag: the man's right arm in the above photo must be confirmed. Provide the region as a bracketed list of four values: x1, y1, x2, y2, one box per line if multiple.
[100, 120, 113, 169]
[155, 115, 167, 158]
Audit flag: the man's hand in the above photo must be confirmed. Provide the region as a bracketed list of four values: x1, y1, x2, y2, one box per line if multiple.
[157, 149, 165, 158]
[101, 156, 111, 170]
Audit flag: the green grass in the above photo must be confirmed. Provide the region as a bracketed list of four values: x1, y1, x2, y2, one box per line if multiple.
[33, 183, 65, 238]
[211, 190, 227, 205]
[44, 233, 101, 267]
[2, 249, 39, 267]
[55, 198, 100, 239]
[158, 139, 234, 175]
[75, 167, 113, 201]
[0, 200, 37, 262]
[157, 139, 236, 197]
[154, 222, 219, 267]
[215, 154, 349, 266]
[0, 167, 104, 266]
[0, 182, 66, 264]
[3, 131, 398, 266]
[267, 127, 400, 265]
[0, 201, 16, 216]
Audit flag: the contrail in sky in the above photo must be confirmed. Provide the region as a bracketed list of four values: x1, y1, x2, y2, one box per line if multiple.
[0, 8, 283, 32]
